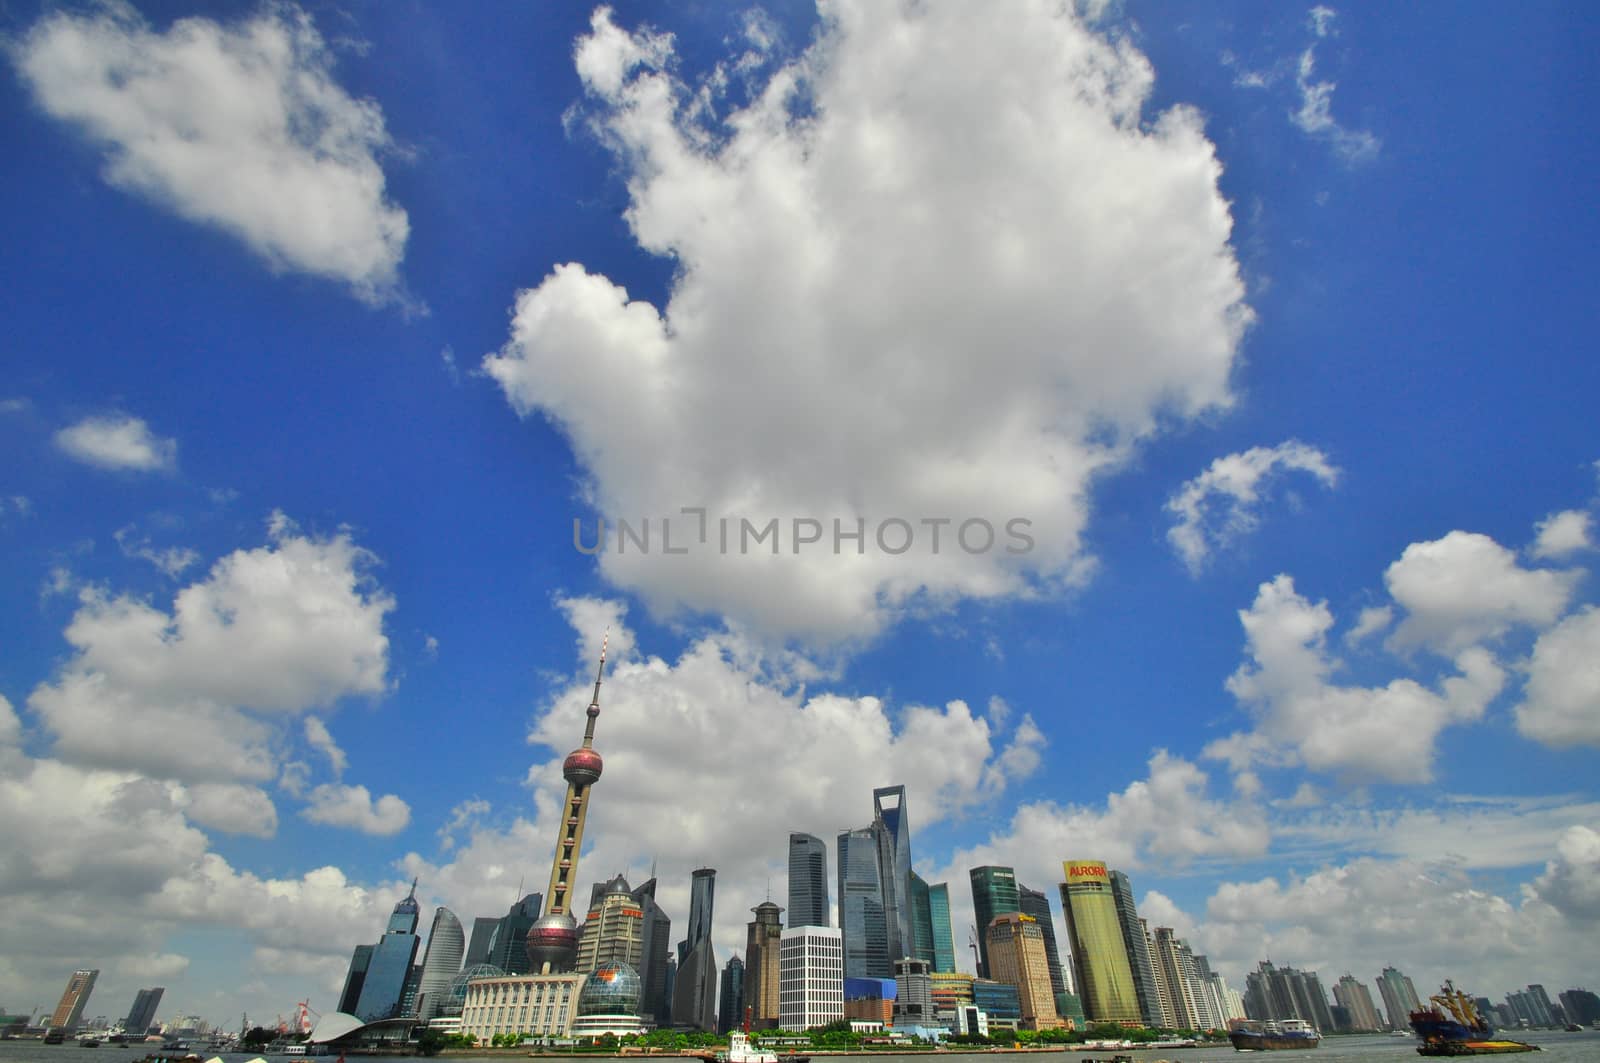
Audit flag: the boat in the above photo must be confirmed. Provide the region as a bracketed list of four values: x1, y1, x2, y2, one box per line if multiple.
[1563, 1025, 1580, 1032]
[1228, 1019, 1321, 1050]
[1409, 981, 1539, 1055]
[78, 1039, 100, 1048]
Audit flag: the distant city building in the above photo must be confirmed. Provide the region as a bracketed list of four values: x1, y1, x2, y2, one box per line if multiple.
[971, 979, 1021, 1031]
[843, 977, 896, 1025]
[417, 907, 465, 1021]
[486, 893, 544, 975]
[464, 916, 500, 968]
[1559, 988, 1600, 1026]
[1243, 961, 1334, 1032]
[909, 872, 936, 967]
[1017, 884, 1067, 998]
[355, 879, 423, 1021]
[1525, 985, 1556, 1027]
[631, 877, 673, 1027]
[927, 882, 956, 974]
[969, 866, 1019, 979]
[746, 901, 784, 1029]
[1333, 975, 1383, 1032]
[662, 957, 677, 1026]
[717, 955, 746, 1033]
[338, 944, 375, 1014]
[984, 913, 1061, 1030]
[1375, 966, 1421, 1030]
[1108, 872, 1165, 1027]
[872, 786, 915, 964]
[779, 925, 843, 1031]
[576, 875, 644, 972]
[122, 987, 163, 1038]
[459, 972, 586, 1041]
[49, 969, 98, 1033]
[673, 868, 718, 1030]
[788, 833, 830, 928]
[1151, 928, 1200, 1029]
[838, 827, 889, 978]
[893, 958, 933, 1027]
[1058, 861, 1139, 1025]
[928, 970, 975, 1027]
[1055, 991, 1086, 1029]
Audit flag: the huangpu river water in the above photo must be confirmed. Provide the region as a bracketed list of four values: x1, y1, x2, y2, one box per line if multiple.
[4, 1033, 1600, 1063]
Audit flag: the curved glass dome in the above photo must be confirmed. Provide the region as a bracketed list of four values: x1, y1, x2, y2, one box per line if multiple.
[576, 963, 642, 1016]
[441, 963, 506, 1015]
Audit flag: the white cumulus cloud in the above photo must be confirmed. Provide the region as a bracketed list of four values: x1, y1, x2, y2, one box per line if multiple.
[55, 414, 176, 472]
[1531, 509, 1593, 560]
[301, 783, 411, 836]
[13, 3, 411, 305]
[1166, 440, 1339, 573]
[1515, 606, 1600, 749]
[486, 1, 1253, 642]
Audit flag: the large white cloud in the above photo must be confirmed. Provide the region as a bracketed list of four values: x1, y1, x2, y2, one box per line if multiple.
[1383, 531, 1578, 655]
[302, 784, 412, 836]
[485, 1, 1252, 642]
[13, 4, 410, 304]
[55, 414, 176, 472]
[1514, 606, 1600, 748]
[1166, 441, 1339, 574]
[1208, 575, 1506, 783]
[27, 514, 393, 787]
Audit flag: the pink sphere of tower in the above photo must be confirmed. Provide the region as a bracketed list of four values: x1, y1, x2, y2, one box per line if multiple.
[563, 747, 603, 787]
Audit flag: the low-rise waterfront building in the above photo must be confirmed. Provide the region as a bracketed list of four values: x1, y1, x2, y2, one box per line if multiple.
[459, 973, 586, 1042]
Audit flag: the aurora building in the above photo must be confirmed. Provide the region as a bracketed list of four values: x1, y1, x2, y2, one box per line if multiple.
[1058, 861, 1140, 1025]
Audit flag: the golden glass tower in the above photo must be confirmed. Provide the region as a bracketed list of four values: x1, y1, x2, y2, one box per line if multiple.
[1059, 860, 1141, 1025]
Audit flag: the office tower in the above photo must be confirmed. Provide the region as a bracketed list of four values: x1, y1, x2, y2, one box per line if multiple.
[1183, 947, 1222, 1030]
[971, 979, 1022, 1029]
[632, 877, 673, 1027]
[122, 987, 163, 1037]
[1333, 975, 1383, 1032]
[969, 866, 1019, 978]
[1141, 921, 1177, 1028]
[778, 926, 843, 1031]
[745, 900, 784, 1029]
[1017, 884, 1066, 997]
[1559, 989, 1600, 1026]
[338, 945, 375, 1014]
[927, 882, 956, 973]
[1058, 861, 1140, 1024]
[1106, 871, 1163, 1027]
[718, 955, 746, 1033]
[355, 879, 423, 1020]
[464, 916, 500, 968]
[909, 872, 936, 966]
[1525, 985, 1556, 1027]
[673, 868, 718, 1030]
[1243, 961, 1333, 1032]
[416, 907, 465, 1021]
[984, 912, 1061, 1030]
[526, 637, 611, 975]
[872, 785, 914, 964]
[838, 828, 889, 978]
[787, 833, 830, 928]
[486, 892, 543, 974]
[576, 875, 644, 972]
[49, 969, 98, 1032]
[1151, 928, 1197, 1028]
[1376, 966, 1421, 1030]
[893, 958, 933, 1027]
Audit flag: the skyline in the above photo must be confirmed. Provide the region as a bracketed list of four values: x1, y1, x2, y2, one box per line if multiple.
[2, 0, 1598, 1031]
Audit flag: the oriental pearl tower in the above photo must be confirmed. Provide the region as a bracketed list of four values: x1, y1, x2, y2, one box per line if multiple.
[525, 632, 610, 974]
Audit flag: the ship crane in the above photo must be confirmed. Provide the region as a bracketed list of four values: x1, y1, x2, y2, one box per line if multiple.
[293, 1001, 319, 1036]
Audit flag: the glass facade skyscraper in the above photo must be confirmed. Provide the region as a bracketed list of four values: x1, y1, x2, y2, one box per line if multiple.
[1017, 884, 1066, 997]
[355, 880, 423, 1021]
[717, 955, 745, 1033]
[1058, 861, 1140, 1025]
[416, 907, 465, 1021]
[1108, 870, 1164, 1027]
[787, 832, 830, 928]
[838, 827, 889, 978]
[909, 872, 935, 967]
[486, 892, 543, 974]
[673, 868, 718, 1030]
[927, 882, 956, 973]
[122, 987, 163, 1037]
[872, 786, 914, 964]
[969, 865, 1019, 978]
[631, 877, 672, 1027]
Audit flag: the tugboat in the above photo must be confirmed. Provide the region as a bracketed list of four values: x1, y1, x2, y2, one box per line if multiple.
[1228, 1018, 1321, 1050]
[1409, 982, 1539, 1055]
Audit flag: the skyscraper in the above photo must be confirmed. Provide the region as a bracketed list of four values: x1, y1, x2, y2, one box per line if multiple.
[745, 901, 784, 1029]
[576, 875, 644, 972]
[779, 926, 844, 1031]
[416, 907, 465, 1021]
[909, 872, 936, 966]
[673, 867, 718, 1030]
[464, 916, 500, 968]
[1243, 961, 1334, 1032]
[984, 912, 1062, 1030]
[717, 955, 745, 1033]
[1107, 871, 1163, 1028]
[787, 833, 830, 928]
[969, 866, 1019, 978]
[1333, 975, 1382, 1032]
[838, 827, 889, 978]
[1375, 966, 1421, 1030]
[1058, 861, 1140, 1024]
[872, 785, 914, 964]
[355, 879, 423, 1021]
[122, 987, 163, 1037]
[486, 892, 543, 974]
[632, 877, 673, 1027]
[927, 882, 956, 973]
[1151, 928, 1197, 1029]
[525, 636, 611, 975]
[338, 945, 374, 1015]
[49, 969, 98, 1033]
[1017, 884, 1066, 997]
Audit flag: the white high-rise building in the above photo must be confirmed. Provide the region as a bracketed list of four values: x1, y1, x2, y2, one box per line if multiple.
[779, 926, 843, 1032]
[417, 908, 466, 1021]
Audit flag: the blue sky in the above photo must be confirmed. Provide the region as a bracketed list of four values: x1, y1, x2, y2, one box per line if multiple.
[2, 0, 1597, 1030]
